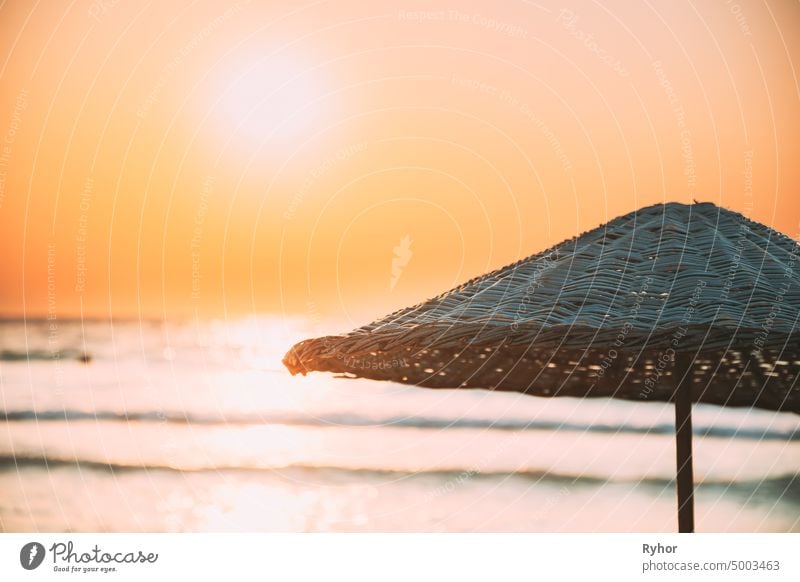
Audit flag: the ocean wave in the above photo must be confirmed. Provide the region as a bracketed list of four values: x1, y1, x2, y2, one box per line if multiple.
[0, 454, 609, 481]
[0, 349, 91, 363]
[2, 409, 799, 441]
[1, 454, 797, 494]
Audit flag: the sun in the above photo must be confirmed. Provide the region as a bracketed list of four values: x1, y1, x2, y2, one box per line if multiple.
[216, 55, 323, 144]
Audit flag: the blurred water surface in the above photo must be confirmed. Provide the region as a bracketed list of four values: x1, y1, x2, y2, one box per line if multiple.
[0, 318, 798, 532]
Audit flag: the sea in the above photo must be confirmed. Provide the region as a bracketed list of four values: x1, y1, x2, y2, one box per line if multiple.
[1, 318, 798, 532]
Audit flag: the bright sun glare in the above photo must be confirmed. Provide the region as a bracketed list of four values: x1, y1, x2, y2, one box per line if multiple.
[218, 57, 322, 143]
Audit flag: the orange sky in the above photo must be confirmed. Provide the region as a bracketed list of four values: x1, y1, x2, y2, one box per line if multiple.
[1, 0, 798, 323]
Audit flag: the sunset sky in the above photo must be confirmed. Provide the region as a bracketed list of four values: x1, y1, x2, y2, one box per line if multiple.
[1, 0, 798, 325]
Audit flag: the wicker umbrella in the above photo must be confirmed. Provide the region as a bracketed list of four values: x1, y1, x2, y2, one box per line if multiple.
[283, 201, 800, 532]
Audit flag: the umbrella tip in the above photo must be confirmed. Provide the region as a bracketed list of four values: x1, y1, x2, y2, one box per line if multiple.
[282, 346, 308, 376]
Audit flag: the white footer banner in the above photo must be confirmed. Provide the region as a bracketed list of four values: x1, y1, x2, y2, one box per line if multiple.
[0, 534, 797, 581]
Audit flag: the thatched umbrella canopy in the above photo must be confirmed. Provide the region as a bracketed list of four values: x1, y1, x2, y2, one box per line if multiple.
[284, 201, 800, 532]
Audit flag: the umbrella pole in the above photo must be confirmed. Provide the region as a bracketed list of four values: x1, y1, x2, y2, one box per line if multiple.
[674, 354, 694, 533]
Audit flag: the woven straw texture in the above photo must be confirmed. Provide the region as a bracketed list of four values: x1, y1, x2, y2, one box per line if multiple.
[284, 202, 800, 412]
